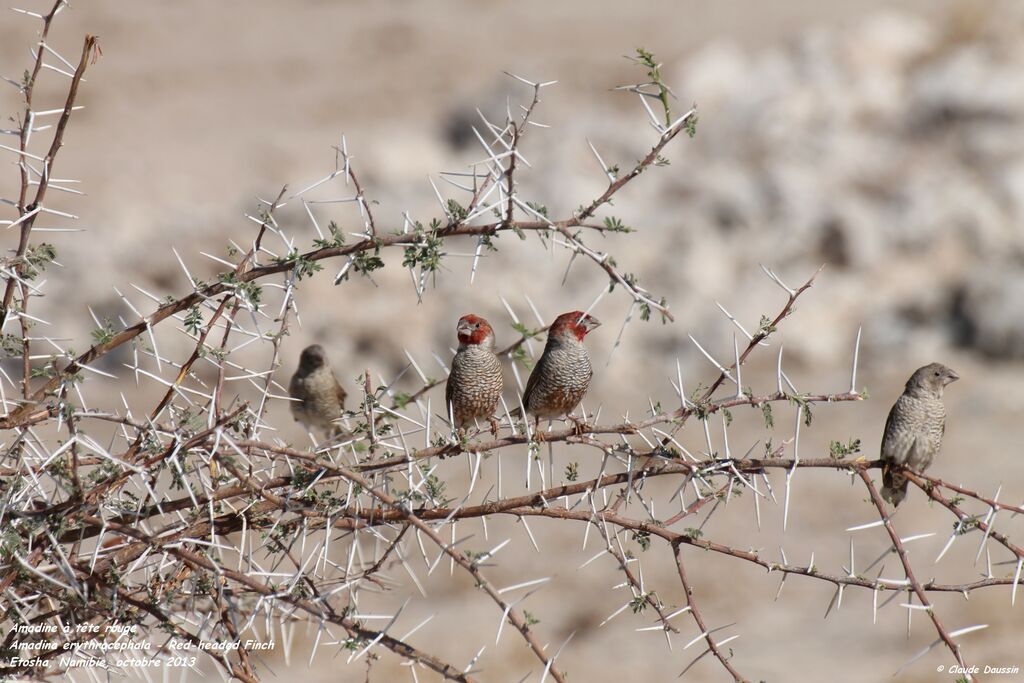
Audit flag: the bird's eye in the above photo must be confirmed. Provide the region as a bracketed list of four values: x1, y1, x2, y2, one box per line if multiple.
[934, 371, 940, 376]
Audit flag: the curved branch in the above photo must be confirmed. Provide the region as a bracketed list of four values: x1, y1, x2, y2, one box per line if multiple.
[858, 470, 969, 672]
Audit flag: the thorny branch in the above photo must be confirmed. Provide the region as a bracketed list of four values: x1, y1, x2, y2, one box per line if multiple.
[0, 11, 1014, 683]
[858, 470, 970, 675]
[673, 544, 747, 682]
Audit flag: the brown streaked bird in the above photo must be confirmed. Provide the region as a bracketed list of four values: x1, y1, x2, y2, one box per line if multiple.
[521, 311, 601, 434]
[880, 362, 959, 506]
[445, 314, 503, 434]
[289, 344, 347, 436]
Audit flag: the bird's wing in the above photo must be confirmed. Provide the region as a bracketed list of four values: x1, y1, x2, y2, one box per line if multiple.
[335, 380, 347, 409]
[289, 373, 306, 401]
[520, 355, 545, 413]
[444, 370, 455, 415]
[288, 373, 307, 420]
[880, 397, 913, 464]
[880, 406, 896, 457]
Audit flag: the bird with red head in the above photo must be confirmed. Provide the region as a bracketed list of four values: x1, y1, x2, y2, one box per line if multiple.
[520, 311, 601, 436]
[446, 314, 504, 435]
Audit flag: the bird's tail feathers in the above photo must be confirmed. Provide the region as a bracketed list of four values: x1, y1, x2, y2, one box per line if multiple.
[881, 463, 908, 507]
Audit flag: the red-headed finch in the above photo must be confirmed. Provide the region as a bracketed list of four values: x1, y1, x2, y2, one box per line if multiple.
[445, 314, 503, 434]
[521, 311, 601, 434]
[880, 362, 959, 506]
[289, 344, 347, 437]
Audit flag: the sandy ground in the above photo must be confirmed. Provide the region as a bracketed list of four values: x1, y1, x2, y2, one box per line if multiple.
[2, 1, 1024, 682]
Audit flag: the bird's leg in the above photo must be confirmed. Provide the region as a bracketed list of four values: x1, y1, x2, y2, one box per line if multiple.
[567, 413, 590, 436]
[488, 416, 500, 438]
[532, 417, 546, 443]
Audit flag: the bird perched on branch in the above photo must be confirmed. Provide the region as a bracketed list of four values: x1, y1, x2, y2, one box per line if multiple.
[880, 362, 959, 506]
[520, 311, 601, 437]
[445, 314, 503, 435]
[289, 344, 347, 437]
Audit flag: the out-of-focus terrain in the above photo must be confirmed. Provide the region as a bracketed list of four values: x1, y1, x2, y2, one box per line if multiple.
[2, 1, 1024, 681]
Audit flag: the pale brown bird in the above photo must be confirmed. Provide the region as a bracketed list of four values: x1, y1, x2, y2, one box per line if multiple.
[521, 311, 601, 434]
[445, 314, 503, 434]
[289, 344, 347, 436]
[880, 362, 959, 506]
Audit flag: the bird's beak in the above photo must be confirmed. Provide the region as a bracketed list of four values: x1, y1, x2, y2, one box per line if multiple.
[584, 316, 602, 331]
[945, 369, 960, 385]
[457, 321, 474, 337]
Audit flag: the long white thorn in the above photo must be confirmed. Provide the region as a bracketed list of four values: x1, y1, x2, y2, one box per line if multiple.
[849, 326, 862, 393]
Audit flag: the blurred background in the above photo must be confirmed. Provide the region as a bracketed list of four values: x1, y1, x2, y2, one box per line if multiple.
[2, 1, 1024, 681]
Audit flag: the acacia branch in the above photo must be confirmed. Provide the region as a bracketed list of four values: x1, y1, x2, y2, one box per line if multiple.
[673, 544, 748, 682]
[2, 28, 98, 331]
[858, 469, 969, 673]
